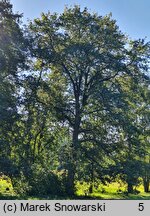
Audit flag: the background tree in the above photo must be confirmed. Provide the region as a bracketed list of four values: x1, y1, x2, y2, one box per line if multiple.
[0, 0, 26, 176]
[137, 85, 150, 192]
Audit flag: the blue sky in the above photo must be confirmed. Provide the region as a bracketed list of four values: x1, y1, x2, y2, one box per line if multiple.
[11, 0, 150, 41]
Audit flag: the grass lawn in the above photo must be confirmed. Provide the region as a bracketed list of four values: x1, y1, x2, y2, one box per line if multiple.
[76, 181, 150, 200]
[1, 178, 150, 200]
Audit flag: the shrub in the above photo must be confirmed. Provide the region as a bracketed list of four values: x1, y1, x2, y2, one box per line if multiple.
[27, 164, 65, 196]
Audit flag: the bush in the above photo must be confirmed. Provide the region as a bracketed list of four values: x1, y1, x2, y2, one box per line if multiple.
[27, 164, 65, 196]
[12, 172, 31, 196]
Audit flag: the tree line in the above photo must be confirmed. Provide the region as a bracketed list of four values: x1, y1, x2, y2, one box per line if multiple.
[0, 0, 150, 196]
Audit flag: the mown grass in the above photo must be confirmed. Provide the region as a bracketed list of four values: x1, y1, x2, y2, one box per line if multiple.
[76, 181, 150, 200]
[1, 178, 150, 200]
[0, 178, 13, 193]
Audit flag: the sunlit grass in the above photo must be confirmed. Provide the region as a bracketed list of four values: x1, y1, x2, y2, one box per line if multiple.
[1, 177, 150, 200]
[76, 181, 150, 200]
[0, 178, 14, 194]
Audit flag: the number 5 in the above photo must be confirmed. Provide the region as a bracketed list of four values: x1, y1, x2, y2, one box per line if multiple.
[138, 203, 144, 211]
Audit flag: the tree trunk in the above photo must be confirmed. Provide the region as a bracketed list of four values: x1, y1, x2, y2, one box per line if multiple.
[66, 88, 81, 196]
[67, 113, 80, 196]
[89, 161, 94, 194]
[143, 167, 150, 193]
[89, 184, 93, 194]
[127, 181, 133, 193]
[67, 162, 75, 196]
[143, 179, 149, 193]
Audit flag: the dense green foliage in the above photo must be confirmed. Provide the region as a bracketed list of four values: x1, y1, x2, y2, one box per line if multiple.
[0, 0, 27, 176]
[0, 0, 150, 198]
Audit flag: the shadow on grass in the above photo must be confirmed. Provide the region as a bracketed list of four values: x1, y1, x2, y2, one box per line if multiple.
[0, 193, 100, 200]
[89, 192, 150, 200]
[1, 192, 150, 200]
[0, 193, 19, 200]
